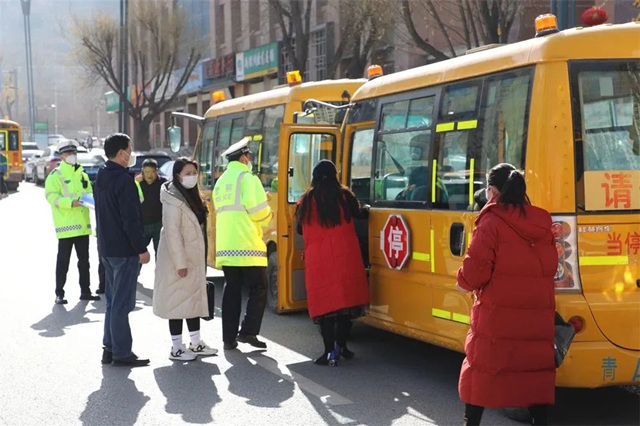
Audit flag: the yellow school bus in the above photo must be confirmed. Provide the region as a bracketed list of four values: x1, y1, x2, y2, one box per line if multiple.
[281, 19, 640, 388]
[0, 119, 23, 190]
[182, 76, 365, 311]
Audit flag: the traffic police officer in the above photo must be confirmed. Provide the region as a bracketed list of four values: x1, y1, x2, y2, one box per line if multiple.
[214, 137, 272, 350]
[45, 140, 100, 304]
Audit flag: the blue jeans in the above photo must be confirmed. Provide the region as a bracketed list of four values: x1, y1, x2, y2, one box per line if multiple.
[102, 256, 139, 360]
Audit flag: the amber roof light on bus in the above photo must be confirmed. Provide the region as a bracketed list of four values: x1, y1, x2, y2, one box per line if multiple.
[367, 65, 383, 79]
[535, 13, 559, 37]
[212, 90, 226, 104]
[286, 70, 302, 86]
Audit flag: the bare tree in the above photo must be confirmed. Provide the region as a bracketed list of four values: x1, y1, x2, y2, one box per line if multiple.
[71, 2, 201, 150]
[269, 0, 393, 80]
[268, 0, 313, 77]
[400, 0, 523, 62]
[328, 0, 393, 78]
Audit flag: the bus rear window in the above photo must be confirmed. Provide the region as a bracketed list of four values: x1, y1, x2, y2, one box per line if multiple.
[571, 61, 640, 211]
[8, 131, 19, 150]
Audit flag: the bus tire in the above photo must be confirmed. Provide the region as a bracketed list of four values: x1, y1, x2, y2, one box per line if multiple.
[267, 250, 278, 313]
[501, 408, 531, 423]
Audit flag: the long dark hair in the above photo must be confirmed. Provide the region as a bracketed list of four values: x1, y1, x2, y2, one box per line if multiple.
[487, 163, 530, 214]
[296, 160, 353, 228]
[172, 157, 208, 224]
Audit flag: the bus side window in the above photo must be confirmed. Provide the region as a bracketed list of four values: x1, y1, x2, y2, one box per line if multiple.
[477, 71, 531, 179]
[375, 95, 435, 204]
[350, 128, 374, 204]
[0, 133, 5, 151]
[198, 122, 216, 188]
[287, 133, 334, 203]
[261, 105, 285, 191]
[432, 131, 470, 210]
[8, 131, 19, 151]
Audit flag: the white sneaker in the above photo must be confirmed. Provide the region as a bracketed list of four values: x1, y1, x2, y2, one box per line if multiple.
[189, 340, 218, 356]
[169, 345, 197, 361]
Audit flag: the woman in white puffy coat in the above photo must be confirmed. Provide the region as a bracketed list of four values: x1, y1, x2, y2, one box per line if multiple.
[153, 158, 217, 361]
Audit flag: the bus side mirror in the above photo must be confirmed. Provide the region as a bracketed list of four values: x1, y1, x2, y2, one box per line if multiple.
[167, 126, 182, 153]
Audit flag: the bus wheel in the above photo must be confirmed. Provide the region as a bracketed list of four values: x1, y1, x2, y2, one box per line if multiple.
[501, 408, 530, 423]
[267, 250, 278, 313]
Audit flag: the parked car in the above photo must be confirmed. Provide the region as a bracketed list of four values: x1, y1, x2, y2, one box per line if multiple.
[127, 151, 172, 178]
[158, 160, 175, 181]
[23, 149, 43, 182]
[32, 143, 87, 185]
[77, 152, 106, 184]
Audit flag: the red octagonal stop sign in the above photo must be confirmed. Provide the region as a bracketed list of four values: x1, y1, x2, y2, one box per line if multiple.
[380, 214, 411, 270]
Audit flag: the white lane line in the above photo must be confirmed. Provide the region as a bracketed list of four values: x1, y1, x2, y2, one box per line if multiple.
[248, 353, 353, 406]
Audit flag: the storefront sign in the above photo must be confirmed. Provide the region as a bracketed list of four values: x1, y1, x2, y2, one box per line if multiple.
[236, 42, 279, 81]
[203, 54, 235, 80]
[181, 61, 205, 94]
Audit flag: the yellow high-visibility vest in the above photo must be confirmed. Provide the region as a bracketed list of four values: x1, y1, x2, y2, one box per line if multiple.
[213, 161, 272, 268]
[44, 161, 93, 239]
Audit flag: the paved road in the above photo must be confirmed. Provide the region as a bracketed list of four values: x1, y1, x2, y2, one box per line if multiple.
[0, 182, 638, 425]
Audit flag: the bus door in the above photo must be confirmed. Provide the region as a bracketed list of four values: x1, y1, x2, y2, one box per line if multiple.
[343, 123, 375, 267]
[276, 124, 341, 312]
[429, 82, 482, 344]
[194, 119, 217, 266]
[210, 115, 245, 267]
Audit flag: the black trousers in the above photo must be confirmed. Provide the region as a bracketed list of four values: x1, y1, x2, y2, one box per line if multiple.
[98, 259, 105, 292]
[464, 404, 549, 426]
[55, 235, 91, 297]
[221, 266, 267, 343]
[319, 314, 351, 353]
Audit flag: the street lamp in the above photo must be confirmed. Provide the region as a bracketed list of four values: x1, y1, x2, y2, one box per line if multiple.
[20, 0, 36, 141]
[51, 104, 58, 134]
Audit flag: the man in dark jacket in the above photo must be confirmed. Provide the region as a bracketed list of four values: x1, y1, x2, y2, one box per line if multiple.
[134, 158, 166, 256]
[94, 133, 150, 367]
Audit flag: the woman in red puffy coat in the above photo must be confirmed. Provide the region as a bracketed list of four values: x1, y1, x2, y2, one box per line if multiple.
[456, 163, 557, 426]
[296, 160, 370, 366]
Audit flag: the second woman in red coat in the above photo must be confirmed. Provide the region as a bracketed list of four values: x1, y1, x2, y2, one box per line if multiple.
[296, 160, 370, 366]
[456, 163, 557, 426]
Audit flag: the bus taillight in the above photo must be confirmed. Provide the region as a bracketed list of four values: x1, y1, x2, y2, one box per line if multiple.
[569, 316, 585, 333]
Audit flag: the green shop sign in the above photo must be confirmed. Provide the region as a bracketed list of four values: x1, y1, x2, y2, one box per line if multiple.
[236, 42, 279, 82]
[105, 90, 131, 112]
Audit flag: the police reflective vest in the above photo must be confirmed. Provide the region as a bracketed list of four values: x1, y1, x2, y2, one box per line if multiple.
[213, 161, 272, 268]
[45, 161, 93, 239]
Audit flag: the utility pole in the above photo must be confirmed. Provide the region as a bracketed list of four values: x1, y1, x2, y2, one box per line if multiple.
[20, 0, 35, 141]
[119, 0, 129, 135]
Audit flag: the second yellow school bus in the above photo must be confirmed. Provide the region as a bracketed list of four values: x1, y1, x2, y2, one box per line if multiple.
[280, 20, 640, 388]
[188, 77, 365, 312]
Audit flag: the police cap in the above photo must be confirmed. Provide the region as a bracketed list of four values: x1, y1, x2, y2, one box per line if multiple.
[221, 137, 251, 159]
[58, 139, 79, 154]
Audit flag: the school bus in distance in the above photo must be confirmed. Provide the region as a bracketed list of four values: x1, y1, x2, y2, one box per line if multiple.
[180, 76, 365, 312]
[280, 19, 640, 388]
[0, 119, 23, 190]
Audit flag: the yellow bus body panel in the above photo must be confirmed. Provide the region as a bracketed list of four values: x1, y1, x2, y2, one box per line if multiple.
[340, 23, 640, 388]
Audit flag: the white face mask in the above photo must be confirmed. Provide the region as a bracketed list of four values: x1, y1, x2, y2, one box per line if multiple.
[181, 175, 198, 189]
[126, 152, 137, 168]
[64, 154, 77, 166]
